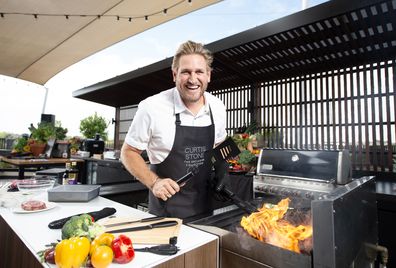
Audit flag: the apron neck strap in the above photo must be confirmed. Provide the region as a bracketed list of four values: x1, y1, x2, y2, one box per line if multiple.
[175, 113, 181, 126]
[175, 105, 214, 126]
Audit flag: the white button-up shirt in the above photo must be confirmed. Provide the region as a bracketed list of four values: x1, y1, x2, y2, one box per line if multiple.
[125, 87, 227, 164]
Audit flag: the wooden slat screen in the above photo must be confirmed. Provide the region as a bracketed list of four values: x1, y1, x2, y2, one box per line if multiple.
[115, 104, 138, 149]
[212, 59, 396, 172]
[215, 85, 252, 135]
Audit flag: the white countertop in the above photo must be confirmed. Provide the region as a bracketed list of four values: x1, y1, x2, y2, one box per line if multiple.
[0, 190, 218, 268]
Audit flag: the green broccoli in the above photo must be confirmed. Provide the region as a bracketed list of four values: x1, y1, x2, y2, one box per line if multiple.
[61, 214, 104, 240]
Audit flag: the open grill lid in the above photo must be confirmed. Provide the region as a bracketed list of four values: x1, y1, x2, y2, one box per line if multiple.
[256, 149, 352, 184]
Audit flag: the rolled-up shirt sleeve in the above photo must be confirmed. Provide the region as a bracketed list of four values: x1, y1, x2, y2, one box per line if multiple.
[124, 100, 152, 151]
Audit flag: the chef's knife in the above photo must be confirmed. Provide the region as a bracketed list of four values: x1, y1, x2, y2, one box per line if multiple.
[104, 216, 165, 228]
[108, 220, 178, 233]
[48, 207, 117, 229]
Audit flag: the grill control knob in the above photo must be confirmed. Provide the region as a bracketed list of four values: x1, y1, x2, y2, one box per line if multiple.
[262, 185, 268, 192]
[305, 192, 313, 199]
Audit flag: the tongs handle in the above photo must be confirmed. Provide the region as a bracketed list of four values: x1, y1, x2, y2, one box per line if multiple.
[220, 187, 257, 214]
[134, 244, 179, 255]
[176, 171, 195, 185]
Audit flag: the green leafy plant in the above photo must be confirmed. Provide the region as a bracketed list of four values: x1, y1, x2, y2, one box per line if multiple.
[54, 121, 68, 140]
[12, 135, 30, 153]
[68, 136, 82, 154]
[79, 113, 109, 141]
[238, 150, 256, 165]
[29, 122, 57, 144]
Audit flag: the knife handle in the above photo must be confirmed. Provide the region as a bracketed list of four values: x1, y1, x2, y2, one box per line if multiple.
[135, 244, 179, 255]
[48, 216, 73, 229]
[151, 220, 178, 228]
[48, 207, 116, 229]
[89, 207, 117, 221]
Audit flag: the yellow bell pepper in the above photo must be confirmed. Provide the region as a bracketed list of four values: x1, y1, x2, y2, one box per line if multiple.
[90, 233, 114, 256]
[55, 237, 90, 268]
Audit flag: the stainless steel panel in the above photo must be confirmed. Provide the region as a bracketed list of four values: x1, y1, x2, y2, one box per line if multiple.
[86, 159, 135, 185]
[312, 176, 377, 268]
[256, 149, 352, 185]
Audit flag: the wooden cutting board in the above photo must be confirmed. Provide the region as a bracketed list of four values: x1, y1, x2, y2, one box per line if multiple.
[101, 217, 182, 244]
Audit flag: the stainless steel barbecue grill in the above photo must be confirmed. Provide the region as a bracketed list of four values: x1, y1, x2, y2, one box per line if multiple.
[253, 149, 352, 199]
[190, 149, 379, 268]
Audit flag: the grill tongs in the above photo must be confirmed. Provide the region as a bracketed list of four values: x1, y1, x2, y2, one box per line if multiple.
[216, 184, 258, 214]
[210, 137, 258, 214]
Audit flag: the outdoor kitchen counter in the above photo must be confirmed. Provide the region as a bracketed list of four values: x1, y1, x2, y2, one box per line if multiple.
[0, 193, 218, 268]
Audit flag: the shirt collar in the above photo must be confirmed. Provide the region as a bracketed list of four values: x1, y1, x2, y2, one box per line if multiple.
[173, 87, 210, 115]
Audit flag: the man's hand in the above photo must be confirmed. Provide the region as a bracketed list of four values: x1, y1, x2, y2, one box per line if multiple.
[152, 178, 180, 201]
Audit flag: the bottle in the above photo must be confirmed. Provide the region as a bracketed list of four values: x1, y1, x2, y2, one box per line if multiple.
[62, 162, 71, 185]
[68, 161, 79, 184]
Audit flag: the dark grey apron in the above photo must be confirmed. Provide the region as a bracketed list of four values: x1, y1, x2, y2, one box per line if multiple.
[149, 108, 215, 219]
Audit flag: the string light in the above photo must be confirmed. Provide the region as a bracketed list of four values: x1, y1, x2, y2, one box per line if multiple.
[0, 0, 191, 22]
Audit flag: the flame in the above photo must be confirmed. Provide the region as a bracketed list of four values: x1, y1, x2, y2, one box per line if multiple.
[240, 198, 312, 253]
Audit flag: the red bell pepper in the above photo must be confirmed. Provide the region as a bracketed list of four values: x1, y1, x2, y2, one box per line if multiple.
[111, 234, 135, 264]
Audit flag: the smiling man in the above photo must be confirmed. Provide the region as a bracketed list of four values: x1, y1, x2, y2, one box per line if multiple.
[121, 40, 227, 219]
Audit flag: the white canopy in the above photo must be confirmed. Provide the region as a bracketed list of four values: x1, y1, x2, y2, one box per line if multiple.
[0, 0, 220, 85]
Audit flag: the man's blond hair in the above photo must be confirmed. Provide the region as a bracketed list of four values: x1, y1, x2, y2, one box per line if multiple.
[172, 40, 213, 71]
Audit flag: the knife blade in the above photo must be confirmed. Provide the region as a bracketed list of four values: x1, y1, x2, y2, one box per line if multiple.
[108, 220, 178, 233]
[104, 216, 165, 228]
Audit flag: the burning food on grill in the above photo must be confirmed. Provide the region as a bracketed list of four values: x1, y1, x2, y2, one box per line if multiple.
[240, 198, 312, 254]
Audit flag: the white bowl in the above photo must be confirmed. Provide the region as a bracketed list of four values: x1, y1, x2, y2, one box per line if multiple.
[16, 178, 56, 193]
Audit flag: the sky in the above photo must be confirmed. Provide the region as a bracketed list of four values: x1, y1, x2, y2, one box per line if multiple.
[0, 0, 327, 139]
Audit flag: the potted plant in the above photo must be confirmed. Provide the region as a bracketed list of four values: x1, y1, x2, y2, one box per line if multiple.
[27, 121, 68, 157]
[68, 136, 82, 155]
[11, 134, 31, 156]
[28, 123, 56, 156]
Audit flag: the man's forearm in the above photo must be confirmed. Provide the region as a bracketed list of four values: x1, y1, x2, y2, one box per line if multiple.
[120, 144, 158, 190]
